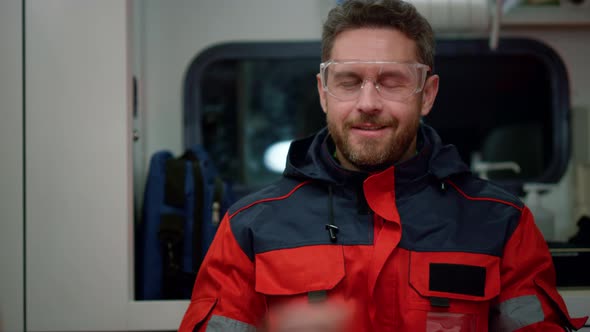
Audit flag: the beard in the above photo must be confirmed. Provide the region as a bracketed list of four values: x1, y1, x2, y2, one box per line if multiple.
[327, 112, 420, 171]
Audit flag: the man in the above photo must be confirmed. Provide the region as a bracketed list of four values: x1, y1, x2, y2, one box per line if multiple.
[179, 0, 587, 331]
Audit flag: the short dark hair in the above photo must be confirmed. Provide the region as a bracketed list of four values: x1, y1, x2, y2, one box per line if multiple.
[321, 0, 435, 70]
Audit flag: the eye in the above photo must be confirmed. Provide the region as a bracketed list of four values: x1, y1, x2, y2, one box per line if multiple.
[379, 76, 410, 90]
[335, 79, 362, 90]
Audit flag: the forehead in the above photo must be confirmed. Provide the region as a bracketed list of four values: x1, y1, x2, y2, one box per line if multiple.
[330, 27, 418, 63]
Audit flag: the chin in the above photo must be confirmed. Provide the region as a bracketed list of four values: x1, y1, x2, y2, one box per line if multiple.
[349, 152, 391, 170]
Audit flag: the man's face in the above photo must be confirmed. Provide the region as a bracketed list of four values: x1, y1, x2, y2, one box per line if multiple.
[317, 28, 439, 171]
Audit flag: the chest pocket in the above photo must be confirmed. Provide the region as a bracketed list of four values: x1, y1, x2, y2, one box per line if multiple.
[254, 245, 345, 300]
[406, 251, 501, 332]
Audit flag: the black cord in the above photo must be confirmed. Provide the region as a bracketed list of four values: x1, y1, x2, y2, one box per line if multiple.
[325, 185, 339, 243]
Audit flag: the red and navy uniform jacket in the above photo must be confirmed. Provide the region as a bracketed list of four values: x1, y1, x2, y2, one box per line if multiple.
[179, 125, 587, 332]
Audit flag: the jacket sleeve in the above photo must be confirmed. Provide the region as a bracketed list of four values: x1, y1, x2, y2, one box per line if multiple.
[178, 214, 266, 332]
[490, 206, 588, 331]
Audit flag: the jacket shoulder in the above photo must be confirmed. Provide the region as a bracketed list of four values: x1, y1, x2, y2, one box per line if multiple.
[399, 173, 526, 256]
[224, 178, 313, 260]
[447, 174, 524, 211]
[227, 177, 309, 218]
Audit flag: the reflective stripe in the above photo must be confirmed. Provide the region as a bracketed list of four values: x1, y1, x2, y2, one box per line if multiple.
[205, 315, 257, 332]
[490, 295, 545, 331]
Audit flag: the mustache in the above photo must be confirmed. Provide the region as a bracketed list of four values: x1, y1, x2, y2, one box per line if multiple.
[346, 113, 397, 127]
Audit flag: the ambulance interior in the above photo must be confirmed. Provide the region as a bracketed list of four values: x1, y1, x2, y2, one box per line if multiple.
[2, 0, 589, 331]
[184, 36, 588, 284]
[136, 0, 590, 325]
[179, 7, 590, 289]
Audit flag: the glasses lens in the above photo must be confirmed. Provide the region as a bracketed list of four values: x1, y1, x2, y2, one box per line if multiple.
[324, 62, 426, 101]
[324, 63, 364, 101]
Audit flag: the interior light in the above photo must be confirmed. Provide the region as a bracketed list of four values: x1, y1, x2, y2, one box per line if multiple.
[263, 140, 292, 173]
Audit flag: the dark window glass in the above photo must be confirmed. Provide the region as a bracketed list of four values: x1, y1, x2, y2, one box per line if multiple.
[200, 59, 324, 193]
[427, 53, 555, 181]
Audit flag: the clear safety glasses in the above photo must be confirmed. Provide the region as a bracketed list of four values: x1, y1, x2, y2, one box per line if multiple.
[319, 60, 431, 102]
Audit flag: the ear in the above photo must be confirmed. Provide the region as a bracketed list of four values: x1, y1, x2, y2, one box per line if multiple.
[317, 73, 328, 114]
[420, 74, 439, 117]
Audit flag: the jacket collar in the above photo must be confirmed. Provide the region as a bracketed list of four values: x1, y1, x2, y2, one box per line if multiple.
[284, 124, 470, 195]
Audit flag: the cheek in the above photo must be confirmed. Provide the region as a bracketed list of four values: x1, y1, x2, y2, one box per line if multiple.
[326, 101, 355, 121]
[386, 102, 422, 124]
[326, 111, 344, 131]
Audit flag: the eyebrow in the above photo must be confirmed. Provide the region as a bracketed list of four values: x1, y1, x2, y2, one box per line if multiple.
[331, 68, 410, 81]
[331, 71, 361, 80]
[378, 70, 410, 81]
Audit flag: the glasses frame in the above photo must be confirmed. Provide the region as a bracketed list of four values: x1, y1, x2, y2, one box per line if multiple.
[319, 60, 431, 101]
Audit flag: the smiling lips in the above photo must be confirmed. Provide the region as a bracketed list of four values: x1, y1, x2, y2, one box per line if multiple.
[350, 123, 390, 138]
[354, 124, 386, 130]
[352, 122, 390, 132]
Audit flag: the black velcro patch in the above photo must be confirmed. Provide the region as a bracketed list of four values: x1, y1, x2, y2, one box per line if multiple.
[429, 263, 486, 297]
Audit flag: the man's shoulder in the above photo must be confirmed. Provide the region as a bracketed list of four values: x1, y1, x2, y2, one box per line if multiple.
[227, 177, 312, 221]
[228, 178, 329, 260]
[399, 174, 526, 256]
[447, 173, 524, 212]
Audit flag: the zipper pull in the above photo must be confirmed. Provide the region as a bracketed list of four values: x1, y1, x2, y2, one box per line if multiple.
[325, 224, 339, 243]
[212, 201, 220, 226]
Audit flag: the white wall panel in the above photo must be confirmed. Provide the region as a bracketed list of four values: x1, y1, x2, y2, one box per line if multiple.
[25, 1, 189, 330]
[0, 1, 24, 331]
[26, 1, 131, 330]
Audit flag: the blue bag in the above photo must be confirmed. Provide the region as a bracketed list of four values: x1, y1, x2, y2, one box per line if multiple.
[137, 145, 235, 300]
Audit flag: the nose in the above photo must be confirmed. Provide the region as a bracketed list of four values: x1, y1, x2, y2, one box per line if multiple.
[356, 79, 382, 113]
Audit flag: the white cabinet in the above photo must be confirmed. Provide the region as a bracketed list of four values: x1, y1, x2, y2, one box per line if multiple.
[24, 1, 187, 330]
